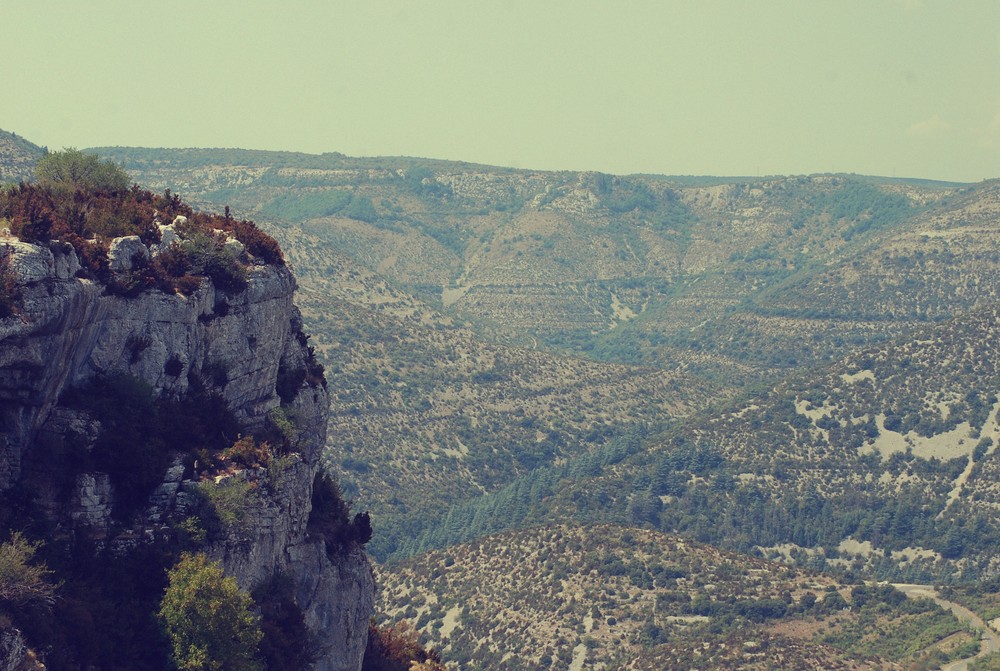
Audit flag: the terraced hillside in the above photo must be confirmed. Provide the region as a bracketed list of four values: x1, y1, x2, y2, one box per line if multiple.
[681, 180, 1000, 376]
[270, 224, 713, 558]
[378, 524, 974, 671]
[401, 302, 1000, 579]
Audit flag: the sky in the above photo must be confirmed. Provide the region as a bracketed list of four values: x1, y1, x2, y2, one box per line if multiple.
[4, 1, 1000, 182]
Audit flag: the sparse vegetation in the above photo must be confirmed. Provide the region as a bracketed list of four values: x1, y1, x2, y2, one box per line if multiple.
[0, 533, 56, 607]
[5, 142, 999, 670]
[378, 524, 966, 671]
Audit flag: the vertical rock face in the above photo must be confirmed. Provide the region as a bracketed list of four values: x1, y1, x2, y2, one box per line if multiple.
[0, 236, 374, 671]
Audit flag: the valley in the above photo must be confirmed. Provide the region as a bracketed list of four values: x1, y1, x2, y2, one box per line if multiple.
[6, 134, 1000, 668]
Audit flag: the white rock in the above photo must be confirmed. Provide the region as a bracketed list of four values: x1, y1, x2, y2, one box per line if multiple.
[108, 236, 150, 272]
[156, 224, 181, 253]
[3, 241, 52, 284]
[224, 237, 245, 257]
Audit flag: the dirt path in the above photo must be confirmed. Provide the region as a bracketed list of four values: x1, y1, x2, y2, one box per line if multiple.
[894, 584, 1000, 671]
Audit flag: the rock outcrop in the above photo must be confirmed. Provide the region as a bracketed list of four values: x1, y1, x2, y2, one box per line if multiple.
[0, 232, 373, 671]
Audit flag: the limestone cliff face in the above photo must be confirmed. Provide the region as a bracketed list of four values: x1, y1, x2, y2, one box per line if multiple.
[0, 235, 373, 671]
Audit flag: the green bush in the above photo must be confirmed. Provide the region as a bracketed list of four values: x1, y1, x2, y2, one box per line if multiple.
[158, 553, 263, 671]
[196, 479, 259, 532]
[177, 227, 248, 294]
[35, 149, 131, 193]
[0, 532, 55, 607]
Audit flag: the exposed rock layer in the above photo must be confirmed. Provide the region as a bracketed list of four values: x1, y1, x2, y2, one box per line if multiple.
[0, 235, 373, 671]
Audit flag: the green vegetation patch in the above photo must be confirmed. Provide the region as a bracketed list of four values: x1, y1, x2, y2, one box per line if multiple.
[260, 189, 353, 222]
[819, 588, 965, 662]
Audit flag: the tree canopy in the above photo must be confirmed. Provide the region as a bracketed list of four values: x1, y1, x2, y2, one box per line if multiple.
[34, 148, 131, 192]
[158, 552, 263, 671]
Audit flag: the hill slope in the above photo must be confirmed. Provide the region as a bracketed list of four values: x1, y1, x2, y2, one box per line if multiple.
[271, 224, 713, 558]
[379, 524, 974, 671]
[0, 129, 45, 183]
[88, 146, 980, 386]
[399, 302, 1000, 578]
[86, 146, 1000, 568]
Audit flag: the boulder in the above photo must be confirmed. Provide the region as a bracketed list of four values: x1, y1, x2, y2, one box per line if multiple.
[108, 235, 150, 272]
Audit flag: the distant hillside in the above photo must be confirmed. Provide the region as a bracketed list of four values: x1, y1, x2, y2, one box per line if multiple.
[378, 524, 973, 671]
[0, 129, 45, 183]
[88, 146, 1000, 569]
[400, 302, 1000, 578]
[91, 146, 981, 387]
[53, 145, 1000, 668]
[268, 224, 714, 559]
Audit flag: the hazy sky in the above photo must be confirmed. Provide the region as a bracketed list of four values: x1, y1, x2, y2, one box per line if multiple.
[5, 1, 999, 181]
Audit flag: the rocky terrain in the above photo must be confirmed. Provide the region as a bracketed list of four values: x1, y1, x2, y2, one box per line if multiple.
[0, 179, 373, 669]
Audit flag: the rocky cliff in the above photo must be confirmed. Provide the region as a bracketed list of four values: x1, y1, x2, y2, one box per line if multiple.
[0, 227, 373, 670]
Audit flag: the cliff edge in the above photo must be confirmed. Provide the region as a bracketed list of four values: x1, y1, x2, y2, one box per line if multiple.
[0, 198, 373, 670]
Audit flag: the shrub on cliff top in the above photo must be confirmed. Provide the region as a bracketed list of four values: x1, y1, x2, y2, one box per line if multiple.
[35, 149, 131, 193]
[175, 225, 248, 293]
[0, 157, 283, 295]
